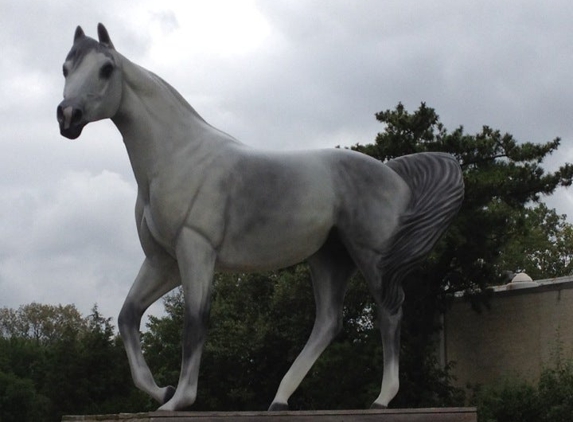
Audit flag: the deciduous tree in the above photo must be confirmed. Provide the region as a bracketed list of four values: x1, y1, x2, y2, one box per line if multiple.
[0, 304, 144, 421]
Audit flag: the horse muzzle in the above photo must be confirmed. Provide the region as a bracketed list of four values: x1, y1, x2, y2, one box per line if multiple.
[57, 100, 87, 139]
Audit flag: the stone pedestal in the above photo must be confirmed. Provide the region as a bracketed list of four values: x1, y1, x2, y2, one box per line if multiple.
[63, 408, 477, 422]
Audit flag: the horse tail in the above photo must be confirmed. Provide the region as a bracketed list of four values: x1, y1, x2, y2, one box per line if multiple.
[378, 152, 464, 312]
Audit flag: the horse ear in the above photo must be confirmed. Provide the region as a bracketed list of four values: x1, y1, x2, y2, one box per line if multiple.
[74, 26, 85, 43]
[97, 23, 115, 50]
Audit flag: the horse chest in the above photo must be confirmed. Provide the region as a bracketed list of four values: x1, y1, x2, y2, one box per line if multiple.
[137, 182, 227, 257]
[139, 204, 177, 256]
[136, 181, 190, 254]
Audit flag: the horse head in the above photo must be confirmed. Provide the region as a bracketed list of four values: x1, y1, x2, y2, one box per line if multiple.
[57, 24, 122, 139]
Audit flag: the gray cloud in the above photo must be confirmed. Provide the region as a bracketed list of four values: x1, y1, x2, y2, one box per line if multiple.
[0, 170, 140, 319]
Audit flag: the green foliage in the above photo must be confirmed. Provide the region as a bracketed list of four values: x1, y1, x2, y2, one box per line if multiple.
[497, 203, 573, 279]
[143, 268, 316, 410]
[473, 361, 573, 422]
[0, 303, 86, 343]
[0, 303, 143, 422]
[354, 102, 573, 297]
[474, 380, 541, 422]
[0, 371, 51, 422]
[143, 269, 464, 410]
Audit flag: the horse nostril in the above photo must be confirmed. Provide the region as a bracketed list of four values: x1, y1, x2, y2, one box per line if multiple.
[72, 108, 83, 124]
[57, 103, 83, 130]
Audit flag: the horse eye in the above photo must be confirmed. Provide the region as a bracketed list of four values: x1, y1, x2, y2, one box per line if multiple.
[63, 66, 68, 78]
[100, 63, 114, 79]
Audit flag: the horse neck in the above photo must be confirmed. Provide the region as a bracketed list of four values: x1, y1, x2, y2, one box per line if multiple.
[112, 55, 208, 137]
[111, 55, 239, 186]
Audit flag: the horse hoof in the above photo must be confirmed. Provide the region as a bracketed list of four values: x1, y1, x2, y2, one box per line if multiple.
[370, 402, 387, 410]
[162, 386, 176, 404]
[268, 402, 289, 411]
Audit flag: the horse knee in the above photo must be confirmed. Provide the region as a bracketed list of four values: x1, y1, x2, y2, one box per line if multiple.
[333, 316, 344, 337]
[320, 313, 343, 341]
[118, 301, 141, 336]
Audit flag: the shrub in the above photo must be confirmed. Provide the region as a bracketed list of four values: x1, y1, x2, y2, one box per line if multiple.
[473, 360, 573, 422]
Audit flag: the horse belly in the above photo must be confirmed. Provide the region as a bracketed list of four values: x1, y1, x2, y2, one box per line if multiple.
[215, 224, 330, 272]
[212, 150, 340, 271]
[214, 197, 334, 271]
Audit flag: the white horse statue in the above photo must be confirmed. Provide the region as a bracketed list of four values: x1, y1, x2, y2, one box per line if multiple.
[57, 24, 464, 411]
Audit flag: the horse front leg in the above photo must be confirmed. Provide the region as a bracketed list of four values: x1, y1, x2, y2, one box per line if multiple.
[118, 256, 180, 404]
[159, 228, 216, 411]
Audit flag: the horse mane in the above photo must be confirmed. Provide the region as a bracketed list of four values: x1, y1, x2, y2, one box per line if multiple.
[119, 56, 206, 124]
[119, 55, 244, 146]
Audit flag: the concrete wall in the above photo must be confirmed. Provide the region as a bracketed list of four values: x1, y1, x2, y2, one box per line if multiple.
[442, 279, 573, 388]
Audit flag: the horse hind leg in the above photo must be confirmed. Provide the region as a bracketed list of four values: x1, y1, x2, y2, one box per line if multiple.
[371, 299, 403, 409]
[269, 238, 356, 411]
[353, 251, 405, 409]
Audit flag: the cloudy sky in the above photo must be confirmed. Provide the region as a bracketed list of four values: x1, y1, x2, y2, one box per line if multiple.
[2, 0, 573, 323]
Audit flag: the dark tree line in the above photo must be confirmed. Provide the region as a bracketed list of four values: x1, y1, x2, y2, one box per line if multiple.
[2, 103, 573, 420]
[0, 304, 148, 422]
